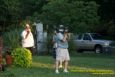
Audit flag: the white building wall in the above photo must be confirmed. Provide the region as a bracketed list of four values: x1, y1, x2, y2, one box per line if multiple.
[35, 23, 47, 53]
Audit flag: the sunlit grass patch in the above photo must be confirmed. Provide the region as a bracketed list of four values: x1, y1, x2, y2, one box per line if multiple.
[32, 62, 52, 69]
[1, 54, 115, 77]
[32, 61, 115, 75]
[70, 66, 114, 75]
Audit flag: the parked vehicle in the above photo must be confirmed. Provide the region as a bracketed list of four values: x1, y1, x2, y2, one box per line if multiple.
[74, 33, 115, 53]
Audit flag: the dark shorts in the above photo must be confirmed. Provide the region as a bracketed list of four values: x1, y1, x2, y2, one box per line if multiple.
[25, 47, 34, 55]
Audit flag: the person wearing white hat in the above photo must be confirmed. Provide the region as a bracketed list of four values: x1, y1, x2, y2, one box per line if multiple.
[21, 23, 34, 54]
[55, 27, 70, 74]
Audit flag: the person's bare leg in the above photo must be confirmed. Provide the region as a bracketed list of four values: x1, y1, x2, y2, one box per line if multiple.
[55, 60, 59, 74]
[59, 60, 63, 68]
[64, 60, 69, 72]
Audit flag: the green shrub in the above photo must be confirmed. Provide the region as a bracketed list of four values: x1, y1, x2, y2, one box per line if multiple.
[11, 47, 32, 68]
[2, 29, 22, 50]
[68, 38, 76, 52]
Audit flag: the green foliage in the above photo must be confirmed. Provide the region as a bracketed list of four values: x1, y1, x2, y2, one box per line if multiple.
[20, 0, 47, 19]
[108, 25, 115, 36]
[0, 0, 115, 38]
[0, 55, 115, 77]
[2, 28, 22, 50]
[11, 47, 32, 68]
[68, 39, 76, 52]
[0, 0, 47, 32]
[0, 0, 21, 33]
[39, 0, 100, 33]
[0, 0, 21, 21]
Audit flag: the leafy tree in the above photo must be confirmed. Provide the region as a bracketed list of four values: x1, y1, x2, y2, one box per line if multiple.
[38, 0, 100, 33]
[0, 0, 20, 21]
[107, 20, 115, 40]
[0, 0, 48, 32]
[0, 0, 21, 32]
[20, 0, 47, 20]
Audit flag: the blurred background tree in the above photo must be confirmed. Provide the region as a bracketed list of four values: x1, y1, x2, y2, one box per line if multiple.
[0, 0, 115, 50]
[39, 0, 100, 33]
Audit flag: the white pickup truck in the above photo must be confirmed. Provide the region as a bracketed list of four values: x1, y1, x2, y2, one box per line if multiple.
[74, 33, 115, 53]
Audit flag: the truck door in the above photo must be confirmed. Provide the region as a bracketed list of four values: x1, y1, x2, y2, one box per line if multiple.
[82, 34, 94, 49]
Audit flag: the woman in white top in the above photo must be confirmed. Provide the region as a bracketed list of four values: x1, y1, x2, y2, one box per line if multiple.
[21, 23, 34, 54]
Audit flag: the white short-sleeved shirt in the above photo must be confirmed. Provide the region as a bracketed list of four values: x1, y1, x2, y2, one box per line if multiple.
[21, 30, 34, 47]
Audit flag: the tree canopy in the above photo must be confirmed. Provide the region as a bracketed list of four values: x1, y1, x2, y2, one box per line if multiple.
[39, 0, 99, 33]
[0, 0, 115, 39]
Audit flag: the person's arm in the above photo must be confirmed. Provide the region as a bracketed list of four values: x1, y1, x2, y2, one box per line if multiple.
[58, 33, 67, 42]
[25, 30, 30, 39]
[63, 32, 69, 41]
[63, 33, 68, 42]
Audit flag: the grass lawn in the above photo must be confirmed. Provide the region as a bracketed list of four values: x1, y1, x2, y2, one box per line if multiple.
[0, 52, 115, 77]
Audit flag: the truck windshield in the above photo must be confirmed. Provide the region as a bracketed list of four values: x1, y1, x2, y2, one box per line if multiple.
[91, 33, 104, 40]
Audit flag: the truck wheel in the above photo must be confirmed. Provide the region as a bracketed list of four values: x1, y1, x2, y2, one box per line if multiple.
[95, 46, 102, 53]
